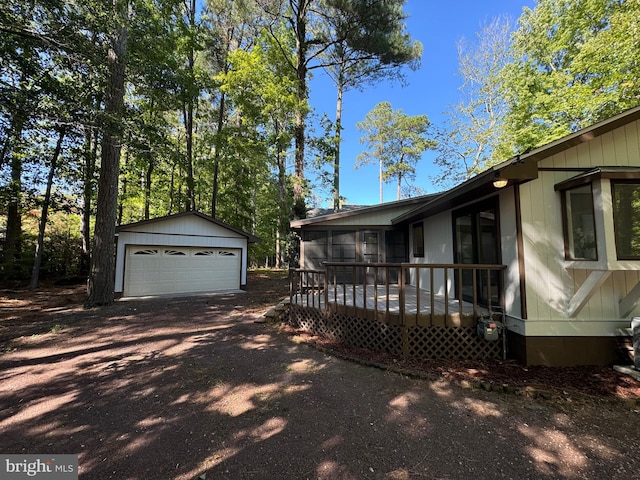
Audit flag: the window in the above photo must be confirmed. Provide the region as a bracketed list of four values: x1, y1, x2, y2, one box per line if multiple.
[562, 184, 597, 261]
[164, 249, 186, 256]
[612, 181, 640, 259]
[304, 230, 328, 270]
[194, 250, 216, 256]
[412, 222, 424, 257]
[361, 231, 379, 263]
[452, 200, 500, 305]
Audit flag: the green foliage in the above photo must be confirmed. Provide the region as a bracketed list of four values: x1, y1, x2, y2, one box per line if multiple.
[499, 0, 640, 155]
[432, 16, 512, 188]
[356, 101, 435, 201]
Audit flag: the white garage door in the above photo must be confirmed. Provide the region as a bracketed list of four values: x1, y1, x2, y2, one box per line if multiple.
[124, 245, 241, 297]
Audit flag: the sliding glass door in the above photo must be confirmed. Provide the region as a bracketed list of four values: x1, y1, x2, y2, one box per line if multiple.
[453, 200, 501, 306]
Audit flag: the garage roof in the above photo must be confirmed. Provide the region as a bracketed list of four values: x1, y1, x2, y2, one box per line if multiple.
[116, 211, 261, 243]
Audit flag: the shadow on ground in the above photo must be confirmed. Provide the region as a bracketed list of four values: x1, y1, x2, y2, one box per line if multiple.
[1, 288, 639, 479]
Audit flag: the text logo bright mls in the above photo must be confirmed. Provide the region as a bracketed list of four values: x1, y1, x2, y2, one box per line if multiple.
[1, 455, 78, 479]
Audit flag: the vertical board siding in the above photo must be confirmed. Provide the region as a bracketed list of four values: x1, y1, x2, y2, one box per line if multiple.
[499, 189, 522, 318]
[520, 118, 640, 330]
[415, 211, 453, 295]
[128, 216, 244, 238]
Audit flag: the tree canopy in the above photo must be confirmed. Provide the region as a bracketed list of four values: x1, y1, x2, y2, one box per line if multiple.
[0, 0, 422, 296]
[356, 102, 434, 202]
[1, 0, 638, 300]
[435, 0, 640, 182]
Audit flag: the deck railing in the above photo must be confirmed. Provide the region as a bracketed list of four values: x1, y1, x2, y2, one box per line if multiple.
[290, 262, 507, 326]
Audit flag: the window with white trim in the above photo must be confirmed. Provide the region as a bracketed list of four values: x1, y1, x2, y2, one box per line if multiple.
[561, 184, 597, 261]
[612, 181, 640, 260]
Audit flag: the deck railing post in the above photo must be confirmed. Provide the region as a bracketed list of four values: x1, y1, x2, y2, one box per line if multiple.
[324, 265, 329, 312]
[443, 267, 449, 325]
[289, 268, 294, 306]
[400, 265, 409, 357]
[429, 267, 434, 326]
[399, 265, 406, 325]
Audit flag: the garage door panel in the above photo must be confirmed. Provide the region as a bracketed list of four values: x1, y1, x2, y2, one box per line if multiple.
[124, 245, 241, 297]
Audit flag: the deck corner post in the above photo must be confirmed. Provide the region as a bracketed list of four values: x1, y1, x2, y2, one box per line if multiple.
[399, 265, 406, 326]
[323, 264, 329, 312]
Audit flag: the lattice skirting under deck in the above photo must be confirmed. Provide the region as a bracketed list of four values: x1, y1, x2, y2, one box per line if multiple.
[288, 304, 502, 361]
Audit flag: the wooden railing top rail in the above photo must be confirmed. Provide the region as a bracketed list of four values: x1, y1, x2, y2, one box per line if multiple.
[290, 268, 326, 274]
[322, 262, 507, 270]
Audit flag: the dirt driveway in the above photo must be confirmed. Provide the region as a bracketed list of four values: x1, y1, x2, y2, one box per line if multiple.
[1, 271, 640, 479]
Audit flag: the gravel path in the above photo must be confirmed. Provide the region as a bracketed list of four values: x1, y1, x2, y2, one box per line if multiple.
[1, 284, 639, 479]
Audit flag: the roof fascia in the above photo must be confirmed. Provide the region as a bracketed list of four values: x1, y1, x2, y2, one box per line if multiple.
[291, 194, 440, 227]
[393, 105, 640, 225]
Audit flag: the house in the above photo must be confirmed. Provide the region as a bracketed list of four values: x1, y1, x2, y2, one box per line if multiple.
[291, 195, 439, 276]
[292, 105, 640, 366]
[114, 211, 259, 297]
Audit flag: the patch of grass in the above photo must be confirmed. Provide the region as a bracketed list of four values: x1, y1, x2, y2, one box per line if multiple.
[249, 268, 288, 278]
[50, 324, 66, 333]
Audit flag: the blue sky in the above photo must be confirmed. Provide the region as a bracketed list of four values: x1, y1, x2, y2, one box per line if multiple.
[307, 0, 536, 207]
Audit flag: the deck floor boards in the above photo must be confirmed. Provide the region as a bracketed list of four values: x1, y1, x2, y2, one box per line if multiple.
[292, 284, 490, 317]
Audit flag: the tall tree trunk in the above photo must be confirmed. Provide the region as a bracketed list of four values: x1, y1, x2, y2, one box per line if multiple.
[118, 144, 129, 224]
[275, 121, 286, 269]
[379, 158, 383, 203]
[211, 92, 226, 218]
[30, 128, 65, 289]
[333, 72, 344, 212]
[183, 100, 196, 211]
[86, 1, 128, 306]
[80, 125, 98, 277]
[80, 33, 100, 277]
[168, 162, 176, 214]
[292, 0, 309, 220]
[3, 112, 26, 275]
[4, 147, 23, 275]
[183, 0, 197, 212]
[144, 157, 153, 220]
[143, 101, 156, 220]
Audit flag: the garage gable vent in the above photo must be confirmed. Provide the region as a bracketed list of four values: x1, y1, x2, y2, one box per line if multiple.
[133, 249, 158, 255]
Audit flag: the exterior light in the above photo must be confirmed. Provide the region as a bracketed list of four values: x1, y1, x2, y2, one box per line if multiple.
[492, 178, 508, 189]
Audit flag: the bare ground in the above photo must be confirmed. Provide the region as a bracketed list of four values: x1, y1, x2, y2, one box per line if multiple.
[2, 270, 639, 402]
[1, 270, 640, 479]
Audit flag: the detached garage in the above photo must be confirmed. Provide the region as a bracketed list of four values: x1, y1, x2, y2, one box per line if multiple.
[114, 211, 259, 297]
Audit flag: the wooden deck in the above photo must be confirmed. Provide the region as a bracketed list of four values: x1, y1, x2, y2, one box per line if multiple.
[291, 284, 495, 326]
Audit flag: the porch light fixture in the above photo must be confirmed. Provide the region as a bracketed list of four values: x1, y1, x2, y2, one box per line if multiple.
[492, 177, 508, 189]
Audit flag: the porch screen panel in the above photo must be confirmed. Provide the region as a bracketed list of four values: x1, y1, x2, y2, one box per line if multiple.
[303, 231, 327, 270]
[332, 231, 356, 283]
[455, 214, 475, 300]
[362, 231, 379, 263]
[385, 230, 406, 283]
[362, 231, 382, 284]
